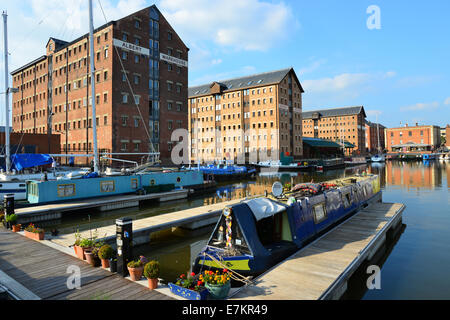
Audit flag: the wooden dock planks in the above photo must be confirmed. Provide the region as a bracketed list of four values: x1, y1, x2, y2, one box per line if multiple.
[51, 198, 244, 248]
[0, 231, 173, 300]
[231, 202, 404, 300]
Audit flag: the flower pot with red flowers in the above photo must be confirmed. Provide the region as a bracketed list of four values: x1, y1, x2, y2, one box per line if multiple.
[12, 224, 22, 232]
[98, 244, 115, 269]
[84, 247, 100, 267]
[143, 260, 160, 290]
[127, 260, 144, 281]
[203, 269, 231, 300]
[24, 224, 45, 240]
[168, 272, 208, 300]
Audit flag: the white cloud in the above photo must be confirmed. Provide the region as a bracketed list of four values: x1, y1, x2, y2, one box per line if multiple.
[367, 110, 383, 117]
[444, 97, 450, 105]
[190, 65, 256, 86]
[298, 59, 327, 75]
[158, 0, 298, 52]
[400, 101, 439, 112]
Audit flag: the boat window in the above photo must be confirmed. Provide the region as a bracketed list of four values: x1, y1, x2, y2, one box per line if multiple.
[313, 203, 327, 224]
[342, 192, 351, 208]
[19, 184, 26, 187]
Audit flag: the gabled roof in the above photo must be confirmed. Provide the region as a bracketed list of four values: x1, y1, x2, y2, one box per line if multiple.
[189, 67, 303, 98]
[302, 106, 366, 119]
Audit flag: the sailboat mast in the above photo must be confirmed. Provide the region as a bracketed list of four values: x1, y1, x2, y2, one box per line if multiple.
[88, 0, 99, 173]
[376, 114, 381, 153]
[2, 11, 11, 174]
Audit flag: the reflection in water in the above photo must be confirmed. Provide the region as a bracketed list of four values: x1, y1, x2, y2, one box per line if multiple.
[52, 161, 450, 298]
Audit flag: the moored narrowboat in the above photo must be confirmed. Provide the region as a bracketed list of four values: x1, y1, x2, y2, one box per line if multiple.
[192, 174, 381, 283]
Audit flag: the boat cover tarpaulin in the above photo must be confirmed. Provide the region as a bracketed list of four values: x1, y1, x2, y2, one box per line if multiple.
[243, 198, 287, 221]
[11, 154, 53, 171]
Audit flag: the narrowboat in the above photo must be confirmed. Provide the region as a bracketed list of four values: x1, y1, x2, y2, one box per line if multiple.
[192, 174, 381, 282]
[188, 162, 257, 182]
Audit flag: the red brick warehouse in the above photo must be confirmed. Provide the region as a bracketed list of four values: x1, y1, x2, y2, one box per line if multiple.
[10, 5, 188, 166]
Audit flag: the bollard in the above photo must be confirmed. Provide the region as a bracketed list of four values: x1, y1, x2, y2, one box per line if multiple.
[4, 194, 14, 229]
[116, 217, 133, 277]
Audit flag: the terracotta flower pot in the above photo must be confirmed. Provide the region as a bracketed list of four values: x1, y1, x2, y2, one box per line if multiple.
[147, 278, 158, 290]
[74, 245, 85, 260]
[12, 224, 21, 232]
[80, 247, 92, 260]
[101, 258, 110, 269]
[24, 230, 44, 241]
[85, 251, 100, 267]
[127, 266, 144, 281]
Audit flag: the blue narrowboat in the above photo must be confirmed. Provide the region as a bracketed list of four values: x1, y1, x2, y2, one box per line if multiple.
[189, 163, 257, 182]
[26, 170, 206, 204]
[192, 174, 381, 281]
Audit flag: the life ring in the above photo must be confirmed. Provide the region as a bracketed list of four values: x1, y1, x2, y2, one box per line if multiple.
[176, 177, 181, 183]
[150, 179, 155, 186]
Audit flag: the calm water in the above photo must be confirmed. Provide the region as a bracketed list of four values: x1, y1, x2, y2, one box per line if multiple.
[54, 160, 450, 299]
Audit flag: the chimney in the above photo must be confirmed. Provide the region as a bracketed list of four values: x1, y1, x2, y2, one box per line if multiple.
[416, 122, 419, 126]
[405, 123, 408, 127]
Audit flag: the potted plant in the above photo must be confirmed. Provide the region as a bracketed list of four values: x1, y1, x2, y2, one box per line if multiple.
[24, 223, 45, 240]
[202, 269, 231, 299]
[109, 257, 118, 273]
[84, 247, 100, 267]
[73, 230, 84, 259]
[168, 272, 208, 300]
[79, 238, 94, 260]
[143, 260, 160, 290]
[127, 260, 144, 281]
[98, 244, 114, 268]
[5, 214, 18, 230]
[12, 223, 21, 233]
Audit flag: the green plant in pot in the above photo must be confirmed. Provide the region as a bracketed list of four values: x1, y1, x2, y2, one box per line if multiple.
[5, 214, 17, 230]
[143, 260, 160, 290]
[127, 260, 144, 281]
[85, 247, 100, 267]
[73, 230, 85, 259]
[98, 244, 115, 269]
[79, 238, 94, 261]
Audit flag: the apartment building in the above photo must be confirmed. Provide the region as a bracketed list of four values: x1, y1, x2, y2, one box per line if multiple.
[365, 120, 386, 154]
[188, 68, 304, 163]
[385, 124, 441, 153]
[10, 5, 188, 165]
[302, 106, 367, 155]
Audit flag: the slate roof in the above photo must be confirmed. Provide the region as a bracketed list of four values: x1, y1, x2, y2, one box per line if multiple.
[189, 68, 303, 97]
[302, 106, 366, 119]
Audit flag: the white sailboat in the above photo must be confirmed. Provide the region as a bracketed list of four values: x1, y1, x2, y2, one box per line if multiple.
[0, 12, 91, 199]
[371, 115, 385, 162]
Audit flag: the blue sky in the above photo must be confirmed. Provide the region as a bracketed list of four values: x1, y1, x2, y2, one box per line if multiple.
[1, 0, 449, 128]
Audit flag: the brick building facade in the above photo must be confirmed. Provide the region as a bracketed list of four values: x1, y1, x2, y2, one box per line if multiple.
[302, 106, 367, 155]
[10, 5, 188, 165]
[365, 120, 386, 154]
[385, 124, 441, 153]
[188, 68, 304, 163]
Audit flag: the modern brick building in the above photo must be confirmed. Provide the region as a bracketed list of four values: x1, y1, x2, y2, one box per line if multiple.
[188, 68, 304, 163]
[10, 5, 188, 165]
[444, 125, 450, 148]
[385, 124, 441, 153]
[365, 120, 386, 154]
[302, 106, 367, 155]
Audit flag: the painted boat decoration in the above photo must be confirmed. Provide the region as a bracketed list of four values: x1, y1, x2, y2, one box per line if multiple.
[192, 174, 381, 282]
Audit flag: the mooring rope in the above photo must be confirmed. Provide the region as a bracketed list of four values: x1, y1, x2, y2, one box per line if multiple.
[203, 252, 253, 285]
